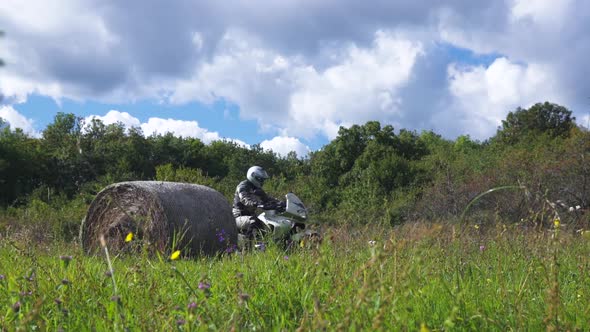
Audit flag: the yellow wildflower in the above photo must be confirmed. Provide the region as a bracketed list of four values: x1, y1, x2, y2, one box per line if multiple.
[554, 219, 560, 228]
[170, 250, 181, 260]
[125, 232, 133, 242]
[474, 224, 480, 230]
[420, 323, 430, 332]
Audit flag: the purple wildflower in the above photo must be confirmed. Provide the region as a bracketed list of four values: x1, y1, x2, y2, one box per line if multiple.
[479, 245, 486, 252]
[187, 302, 197, 310]
[13, 301, 21, 312]
[216, 229, 227, 243]
[284, 255, 289, 260]
[254, 243, 266, 252]
[0, 274, 5, 280]
[225, 244, 237, 253]
[177, 318, 186, 326]
[198, 282, 211, 290]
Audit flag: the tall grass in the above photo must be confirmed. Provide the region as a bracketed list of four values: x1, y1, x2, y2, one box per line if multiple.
[0, 222, 589, 330]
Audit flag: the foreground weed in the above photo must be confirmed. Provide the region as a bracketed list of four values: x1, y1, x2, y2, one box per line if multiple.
[0, 224, 589, 330]
[544, 218, 562, 331]
[99, 235, 129, 331]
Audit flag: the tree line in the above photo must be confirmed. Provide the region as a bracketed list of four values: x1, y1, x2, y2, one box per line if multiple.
[0, 102, 588, 230]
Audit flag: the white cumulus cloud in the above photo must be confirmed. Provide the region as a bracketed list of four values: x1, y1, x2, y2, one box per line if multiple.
[173, 30, 423, 139]
[84, 110, 141, 129]
[511, 0, 573, 24]
[260, 136, 310, 157]
[287, 31, 423, 139]
[437, 57, 564, 139]
[1, 1, 588, 142]
[0, 105, 39, 136]
[0, 0, 121, 103]
[140, 118, 221, 143]
[83, 110, 248, 146]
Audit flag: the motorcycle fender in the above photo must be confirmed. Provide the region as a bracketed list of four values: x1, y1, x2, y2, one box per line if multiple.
[259, 213, 293, 236]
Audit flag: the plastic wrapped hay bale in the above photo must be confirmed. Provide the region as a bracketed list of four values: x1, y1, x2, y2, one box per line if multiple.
[80, 181, 237, 256]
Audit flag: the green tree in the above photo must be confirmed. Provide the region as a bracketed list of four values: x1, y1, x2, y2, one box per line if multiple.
[308, 121, 432, 216]
[202, 140, 243, 178]
[125, 126, 153, 178]
[345, 141, 412, 194]
[42, 113, 85, 195]
[0, 120, 46, 205]
[80, 119, 137, 181]
[311, 121, 396, 188]
[148, 133, 209, 172]
[495, 102, 575, 144]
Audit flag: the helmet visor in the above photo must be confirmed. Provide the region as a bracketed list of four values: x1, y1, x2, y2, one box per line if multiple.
[255, 174, 267, 186]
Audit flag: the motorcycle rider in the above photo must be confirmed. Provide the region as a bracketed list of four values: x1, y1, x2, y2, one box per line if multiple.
[233, 166, 285, 238]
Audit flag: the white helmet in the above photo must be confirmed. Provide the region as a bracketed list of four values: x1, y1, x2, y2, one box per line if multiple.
[247, 166, 269, 188]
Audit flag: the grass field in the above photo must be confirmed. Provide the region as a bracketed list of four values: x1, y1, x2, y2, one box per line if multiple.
[1, 222, 589, 331]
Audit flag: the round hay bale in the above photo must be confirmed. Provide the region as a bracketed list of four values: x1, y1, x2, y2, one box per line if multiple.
[80, 181, 237, 256]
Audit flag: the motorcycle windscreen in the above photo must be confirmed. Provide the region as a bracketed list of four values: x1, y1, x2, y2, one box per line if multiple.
[285, 193, 307, 220]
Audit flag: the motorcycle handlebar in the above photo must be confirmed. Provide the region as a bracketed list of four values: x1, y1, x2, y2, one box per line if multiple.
[258, 201, 286, 212]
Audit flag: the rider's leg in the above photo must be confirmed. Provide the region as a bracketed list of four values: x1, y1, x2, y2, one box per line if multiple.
[235, 216, 254, 233]
[250, 217, 268, 234]
[235, 216, 267, 237]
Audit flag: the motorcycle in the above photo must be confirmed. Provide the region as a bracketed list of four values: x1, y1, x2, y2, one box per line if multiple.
[237, 193, 320, 250]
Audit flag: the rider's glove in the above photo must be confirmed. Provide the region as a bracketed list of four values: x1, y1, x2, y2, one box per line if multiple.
[261, 201, 285, 211]
[277, 201, 286, 213]
[261, 202, 276, 210]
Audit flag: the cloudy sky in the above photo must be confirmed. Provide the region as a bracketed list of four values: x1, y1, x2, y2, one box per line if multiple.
[1, 0, 589, 156]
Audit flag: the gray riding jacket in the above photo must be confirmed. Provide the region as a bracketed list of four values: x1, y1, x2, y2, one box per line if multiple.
[232, 180, 279, 217]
